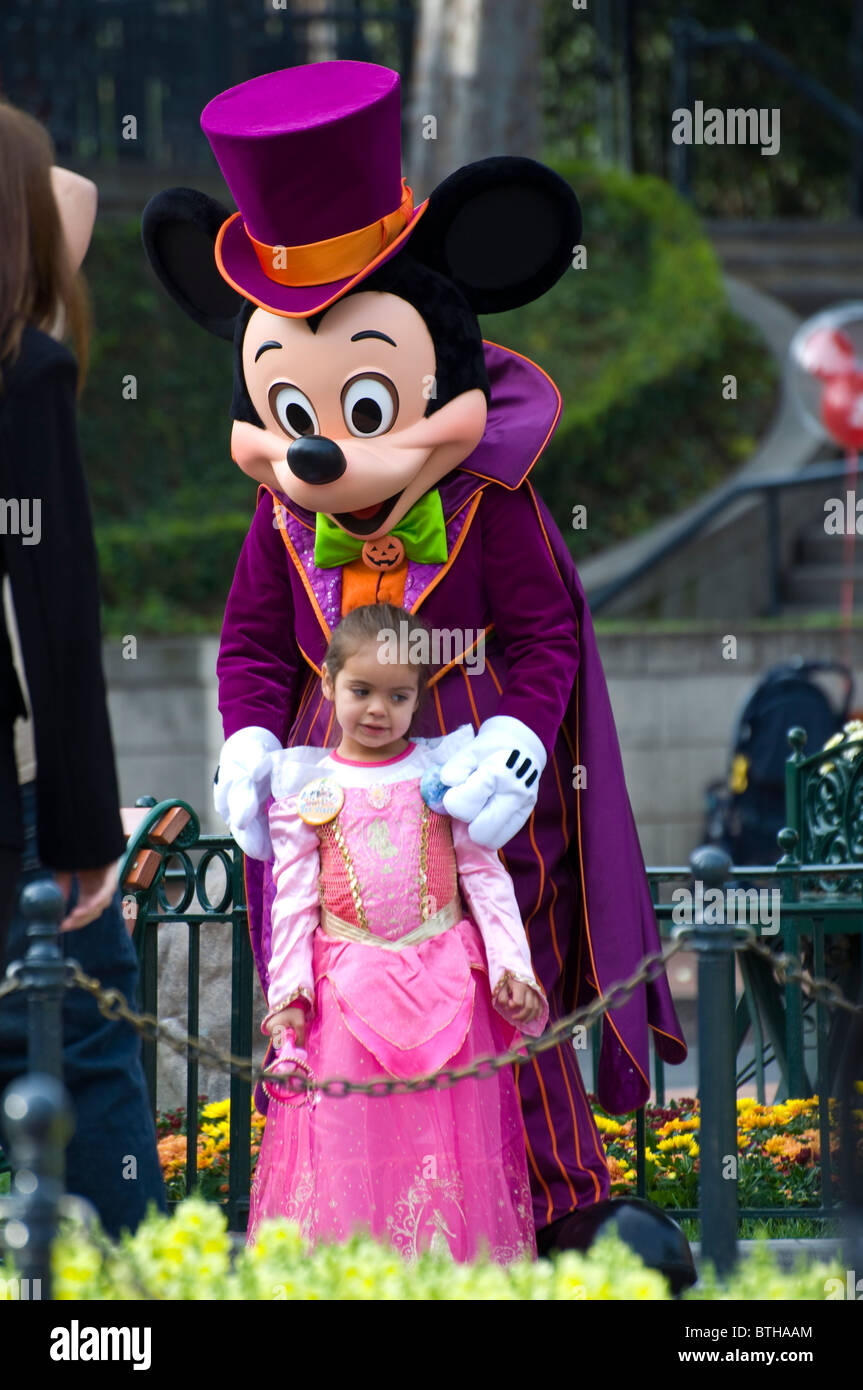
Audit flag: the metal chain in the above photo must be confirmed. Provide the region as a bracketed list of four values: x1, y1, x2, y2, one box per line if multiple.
[23, 928, 862, 1101]
[744, 932, 863, 1016]
[66, 938, 689, 1099]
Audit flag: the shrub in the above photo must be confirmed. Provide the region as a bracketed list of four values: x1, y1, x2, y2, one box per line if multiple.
[0, 1196, 842, 1300]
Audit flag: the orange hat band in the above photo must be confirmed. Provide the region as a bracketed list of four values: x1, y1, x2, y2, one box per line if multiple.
[244, 179, 415, 288]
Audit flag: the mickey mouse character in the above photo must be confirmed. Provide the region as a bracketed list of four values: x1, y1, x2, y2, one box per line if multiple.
[142, 61, 686, 1250]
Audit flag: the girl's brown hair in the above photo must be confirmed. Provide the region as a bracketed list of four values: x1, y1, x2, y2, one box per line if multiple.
[0, 100, 91, 395]
[324, 603, 432, 728]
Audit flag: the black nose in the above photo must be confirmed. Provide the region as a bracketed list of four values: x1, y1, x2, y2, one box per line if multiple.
[287, 436, 347, 486]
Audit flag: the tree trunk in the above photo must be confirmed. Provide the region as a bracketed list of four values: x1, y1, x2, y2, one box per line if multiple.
[297, 0, 338, 65]
[406, 0, 541, 199]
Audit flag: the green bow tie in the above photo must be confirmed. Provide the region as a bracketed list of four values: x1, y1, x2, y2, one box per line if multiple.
[314, 488, 448, 569]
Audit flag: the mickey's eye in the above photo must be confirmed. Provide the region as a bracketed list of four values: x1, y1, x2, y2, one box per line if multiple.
[268, 383, 319, 439]
[341, 374, 398, 437]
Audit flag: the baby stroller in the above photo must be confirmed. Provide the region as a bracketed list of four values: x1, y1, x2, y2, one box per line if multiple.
[701, 656, 856, 1100]
[702, 656, 854, 867]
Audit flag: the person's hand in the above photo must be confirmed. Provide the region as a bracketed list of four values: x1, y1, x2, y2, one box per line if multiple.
[266, 1006, 306, 1050]
[213, 726, 282, 861]
[51, 861, 121, 932]
[439, 716, 546, 849]
[494, 976, 545, 1030]
[50, 167, 98, 271]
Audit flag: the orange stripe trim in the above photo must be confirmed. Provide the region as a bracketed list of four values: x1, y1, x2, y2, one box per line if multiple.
[432, 682, 447, 736]
[567, 1045, 608, 1170]
[516, 1067, 557, 1224]
[297, 642, 323, 679]
[264, 485, 331, 644]
[550, 741, 569, 847]
[292, 689, 326, 748]
[523, 816, 550, 945]
[555, 1047, 594, 1206]
[531, 1055, 580, 1217]
[323, 702, 336, 747]
[411, 492, 483, 614]
[485, 654, 503, 697]
[458, 662, 481, 729]
[525, 480, 651, 1092]
[428, 623, 494, 689]
[292, 669, 317, 734]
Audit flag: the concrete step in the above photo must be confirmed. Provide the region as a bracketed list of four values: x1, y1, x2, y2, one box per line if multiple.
[705, 219, 863, 313]
[704, 219, 863, 243]
[783, 562, 863, 606]
[798, 531, 863, 565]
[776, 601, 862, 617]
[715, 245, 863, 270]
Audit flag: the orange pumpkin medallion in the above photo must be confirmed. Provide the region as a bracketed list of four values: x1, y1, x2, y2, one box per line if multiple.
[361, 534, 406, 571]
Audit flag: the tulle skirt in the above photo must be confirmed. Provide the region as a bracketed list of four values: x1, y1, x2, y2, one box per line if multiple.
[247, 929, 536, 1264]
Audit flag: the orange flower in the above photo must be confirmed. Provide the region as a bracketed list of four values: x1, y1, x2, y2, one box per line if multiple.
[607, 1155, 634, 1183]
[765, 1135, 803, 1161]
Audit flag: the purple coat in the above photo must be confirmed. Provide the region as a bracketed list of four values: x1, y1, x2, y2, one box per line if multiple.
[217, 342, 687, 1147]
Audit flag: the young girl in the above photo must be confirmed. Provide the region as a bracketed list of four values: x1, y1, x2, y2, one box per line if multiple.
[248, 602, 549, 1262]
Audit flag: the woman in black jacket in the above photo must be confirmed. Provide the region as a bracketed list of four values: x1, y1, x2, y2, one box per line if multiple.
[0, 99, 165, 1235]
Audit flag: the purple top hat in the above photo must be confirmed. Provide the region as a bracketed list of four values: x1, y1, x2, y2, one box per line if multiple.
[200, 62, 427, 317]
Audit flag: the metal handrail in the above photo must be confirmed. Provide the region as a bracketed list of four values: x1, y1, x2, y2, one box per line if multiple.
[671, 19, 863, 206]
[588, 456, 863, 614]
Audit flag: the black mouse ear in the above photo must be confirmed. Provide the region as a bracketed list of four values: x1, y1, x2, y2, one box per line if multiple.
[405, 157, 581, 315]
[141, 187, 243, 340]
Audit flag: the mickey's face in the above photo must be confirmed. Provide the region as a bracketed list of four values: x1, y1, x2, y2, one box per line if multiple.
[233, 291, 488, 539]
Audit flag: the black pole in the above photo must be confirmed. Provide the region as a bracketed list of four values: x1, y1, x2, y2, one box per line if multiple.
[837, 1008, 863, 1281]
[1, 1075, 73, 1301]
[689, 845, 738, 1276]
[19, 880, 67, 1085]
[670, 18, 693, 198]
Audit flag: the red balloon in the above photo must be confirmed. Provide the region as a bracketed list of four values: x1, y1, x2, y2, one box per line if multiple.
[820, 370, 863, 449]
[802, 326, 855, 381]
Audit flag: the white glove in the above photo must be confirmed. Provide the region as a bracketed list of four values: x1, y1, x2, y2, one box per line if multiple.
[214, 726, 283, 861]
[438, 715, 547, 850]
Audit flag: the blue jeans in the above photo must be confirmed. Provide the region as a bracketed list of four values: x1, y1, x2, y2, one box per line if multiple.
[0, 782, 166, 1236]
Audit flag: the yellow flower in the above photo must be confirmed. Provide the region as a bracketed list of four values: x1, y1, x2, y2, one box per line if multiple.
[739, 1112, 773, 1130]
[594, 1115, 625, 1136]
[655, 1116, 699, 1137]
[201, 1100, 230, 1120]
[658, 1134, 697, 1153]
[780, 1098, 815, 1117]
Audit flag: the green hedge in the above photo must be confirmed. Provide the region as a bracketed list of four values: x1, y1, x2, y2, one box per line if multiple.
[481, 159, 777, 555]
[1, 1196, 844, 1300]
[78, 164, 776, 636]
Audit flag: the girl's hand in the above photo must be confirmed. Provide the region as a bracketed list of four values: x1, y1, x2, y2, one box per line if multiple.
[266, 1005, 306, 1050]
[494, 976, 545, 1029]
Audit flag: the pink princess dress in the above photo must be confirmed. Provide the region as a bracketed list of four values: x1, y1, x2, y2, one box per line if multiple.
[247, 725, 550, 1263]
